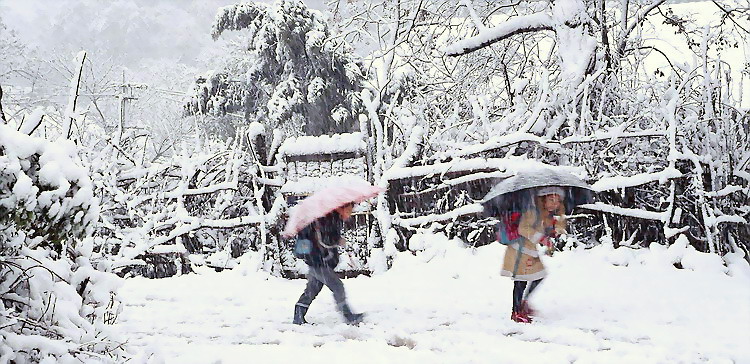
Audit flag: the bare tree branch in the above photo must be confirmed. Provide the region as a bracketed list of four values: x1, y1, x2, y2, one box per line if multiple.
[617, 0, 667, 57]
[711, 0, 750, 34]
[63, 51, 87, 139]
[629, 46, 679, 74]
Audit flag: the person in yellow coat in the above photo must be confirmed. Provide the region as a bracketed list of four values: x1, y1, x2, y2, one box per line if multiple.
[501, 186, 567, 323]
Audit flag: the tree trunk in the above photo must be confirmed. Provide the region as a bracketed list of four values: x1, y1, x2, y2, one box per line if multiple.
[0, 84, 6, 124]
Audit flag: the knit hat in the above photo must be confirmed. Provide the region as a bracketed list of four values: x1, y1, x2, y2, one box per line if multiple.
[536, 186, 565, 197]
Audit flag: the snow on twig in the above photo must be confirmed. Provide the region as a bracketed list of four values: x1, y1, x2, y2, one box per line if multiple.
[559, 129, 669, 144]
[617, 0, 668, 56]
[734, 170, 750, 183]
[163, 181, 238, 198]
[460, 0, 487, 32]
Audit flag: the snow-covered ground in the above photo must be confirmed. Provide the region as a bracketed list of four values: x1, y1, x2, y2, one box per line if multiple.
[116, 235, 750, 364]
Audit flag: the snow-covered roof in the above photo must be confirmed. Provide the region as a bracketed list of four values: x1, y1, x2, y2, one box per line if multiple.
[279, 132, 366, 157]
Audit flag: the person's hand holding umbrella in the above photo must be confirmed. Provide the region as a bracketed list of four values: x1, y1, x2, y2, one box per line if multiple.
[540, 234, 555, 256]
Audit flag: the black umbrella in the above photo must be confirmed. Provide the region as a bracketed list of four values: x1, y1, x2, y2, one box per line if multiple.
[481, 167, 593, 216]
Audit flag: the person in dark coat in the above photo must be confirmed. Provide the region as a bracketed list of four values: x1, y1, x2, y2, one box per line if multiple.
[293, 203, 364, 325]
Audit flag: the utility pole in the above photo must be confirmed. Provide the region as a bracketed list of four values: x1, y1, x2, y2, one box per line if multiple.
[116, 70, 147, 143]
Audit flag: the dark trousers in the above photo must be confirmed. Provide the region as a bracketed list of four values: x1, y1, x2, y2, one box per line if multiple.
[512, 279, 543, 312]
[296, 265, 347, 309]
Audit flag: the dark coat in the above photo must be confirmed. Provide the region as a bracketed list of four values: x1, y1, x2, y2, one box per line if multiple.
[297, 211, 342, 268]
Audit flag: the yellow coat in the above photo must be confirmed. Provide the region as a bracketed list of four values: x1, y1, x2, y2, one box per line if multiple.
[500, 208, 567, 281]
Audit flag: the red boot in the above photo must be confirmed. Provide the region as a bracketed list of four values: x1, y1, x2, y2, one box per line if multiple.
[521, 300, 536, 317]
[511, 311, 532, 323]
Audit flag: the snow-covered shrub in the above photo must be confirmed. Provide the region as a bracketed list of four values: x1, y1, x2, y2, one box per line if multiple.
[0, 124, 127, 362]
[87, 128, 268, 278]
[0, 127, 98, 253]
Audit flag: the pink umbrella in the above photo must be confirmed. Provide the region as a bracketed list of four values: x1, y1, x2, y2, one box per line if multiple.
[282, 180, 384, 238]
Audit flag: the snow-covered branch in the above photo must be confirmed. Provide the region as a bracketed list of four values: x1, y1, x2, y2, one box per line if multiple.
[393, 203, 484, 227]
[384, 158, 509, 181]
[704, 185, 744, 198]
[591, 168, 682, 192]
[449, 132, 547, 157]
[211, 3, 268, 40]
[579, 202, 667, 221]
[444, 13, 554, 56]
[559, 129, 669, 144]
[705, 214, 747, 226]
[164, 181, 238, 198]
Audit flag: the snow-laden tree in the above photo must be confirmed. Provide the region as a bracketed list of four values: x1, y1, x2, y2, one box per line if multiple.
[324, 0, 748, 259]
[186, 0, 365, 139]
[0, 124, 128, 362]
[322, 0, 571, 251]
[323, 0, 597, 172]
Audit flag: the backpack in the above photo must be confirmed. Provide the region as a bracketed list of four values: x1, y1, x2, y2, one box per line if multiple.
[496, 211, 523, 245]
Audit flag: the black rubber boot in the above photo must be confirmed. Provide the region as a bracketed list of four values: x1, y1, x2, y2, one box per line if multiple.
[293, 304, 308, 325]
[339, 303, 364, 325]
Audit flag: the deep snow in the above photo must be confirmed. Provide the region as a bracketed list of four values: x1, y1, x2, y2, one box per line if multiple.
[116, 235, 750, 364]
